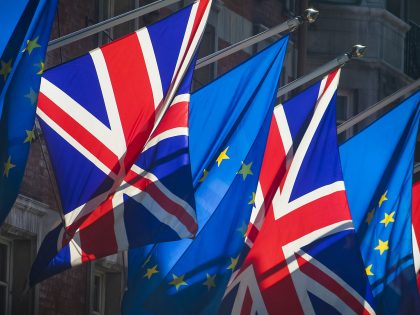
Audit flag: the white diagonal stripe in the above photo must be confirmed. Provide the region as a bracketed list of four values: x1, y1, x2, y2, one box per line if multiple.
[90, 48, 127, 157]
[298, 251, 376, 314]
[136, 27, 163, 109]
[143, 127, 188, 152]
[112, 191, 130, 250]
[170, 93, 190, 107]
[412, 225, 420, 274]
[39, 78, 118, 153]
[37, 107, 117, 180]
[69, 232, 83, 266]
[274, 71, 341, 220]
[130, 164, 196, 219]
[279, 181, 346, 218]
[117, 183, 193, 239]
[274, 105, 293, 156]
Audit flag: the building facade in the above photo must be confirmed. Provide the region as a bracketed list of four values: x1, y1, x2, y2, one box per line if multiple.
[1, 0, 419, 314]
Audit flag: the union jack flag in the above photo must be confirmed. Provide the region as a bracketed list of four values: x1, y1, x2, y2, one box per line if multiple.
[30, 0, 212, 285]
[219, 70, 376, 314]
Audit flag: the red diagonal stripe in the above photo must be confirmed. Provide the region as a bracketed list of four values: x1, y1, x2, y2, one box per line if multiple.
[101, 33, 156, 170]
[151, 101, 189, 138]
[240, 288, 253, 315]
[297, 252, 371, 315]
[320, 69, 339, 96]
[38, 92, 121, 175]
[79, 197, 118, 263]
[125, 169, 197, 235]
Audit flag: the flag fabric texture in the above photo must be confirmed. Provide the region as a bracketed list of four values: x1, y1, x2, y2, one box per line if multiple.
[412, 181, 420, 293]
[122, 37, 289, 315]
[220, 70, 376, 314]
[0, 0, 58, 224]
[30, 0, 212, 286]
[340, 91, 420, 314]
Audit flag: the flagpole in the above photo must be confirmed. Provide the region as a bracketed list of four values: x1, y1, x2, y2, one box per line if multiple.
[195, 8, 319, 70]
[337, 79, 420, 135]
[47, 0, 182, 51]
[48, 6, 319, 72]
[276, 45, 366, 99]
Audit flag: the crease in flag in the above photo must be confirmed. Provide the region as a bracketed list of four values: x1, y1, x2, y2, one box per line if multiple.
[122, 36, 289, 315]
[0, 0, 58, 224]
[29, 0, 213, 286]
[340, 91, 420, 314]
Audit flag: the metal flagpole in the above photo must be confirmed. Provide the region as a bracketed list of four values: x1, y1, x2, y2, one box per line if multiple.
[47, 0, 182, 51]
[48, 6, 320, 71]
[276, 45, 366, 99]
[195, 8, 319, 70]
[337, 79, 420, 135]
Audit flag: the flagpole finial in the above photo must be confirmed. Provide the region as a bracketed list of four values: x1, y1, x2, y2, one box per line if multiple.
[303, 8, 319, 24]
[349, 45, 367, 58]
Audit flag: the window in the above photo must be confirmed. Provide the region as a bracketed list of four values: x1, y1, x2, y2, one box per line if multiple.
[336, 90, 355, 141]
[193, 25, 216, 90]
[91, 260, 123, 315]
[0, 240, 11, 315]
[98, 0, 138, 45]
[92, 272, 106, 315]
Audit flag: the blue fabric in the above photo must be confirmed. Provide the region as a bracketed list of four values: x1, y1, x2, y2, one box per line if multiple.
[0, 0, 58, 224]
[122, 36, 289, 315]
[340, 91, 420, 314]
[0, 0, 30, 57]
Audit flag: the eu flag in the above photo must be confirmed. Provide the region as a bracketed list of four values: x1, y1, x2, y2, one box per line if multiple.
[340, 91, 420, 314]
[122, 36, 289, 315]
[0, 0, 58, 224]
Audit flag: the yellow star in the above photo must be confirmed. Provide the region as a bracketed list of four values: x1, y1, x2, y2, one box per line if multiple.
[169, 274, 187, 291]
[24, 129, 35, 143]
[216, 147, 230, 167]
[3, 156, 16, 178]
[380, 211, 395, 227]
[22, 36, 41, 54]
[199, 169, 208, 183]
[0, 59, 12, 81]
[365, 208, 375, 225]
[237, 223, 248, 238]
[248, 192, 256, 206]
[203, 273, 216, 290]
[25, 88, 38, 105]
[374, 239, 389, 255]
[238, 161, 253, 180]
[365, 264, 374, 276]
[141, 254, 152, 268]
[35, 61, 44, 75]
[143, 265, 158, 280]
[378, 191, 388, 208]
[227, 256, 239, 271]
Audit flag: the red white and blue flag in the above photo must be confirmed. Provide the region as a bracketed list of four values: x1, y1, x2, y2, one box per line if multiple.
[219, 70, 376, 314]
[30, 0, 212, 285]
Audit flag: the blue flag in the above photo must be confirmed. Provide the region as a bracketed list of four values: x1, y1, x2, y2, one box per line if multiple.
[0, 0, 58, 224]
[122, 36, 289, 315]
[340, 91, 420, 314]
